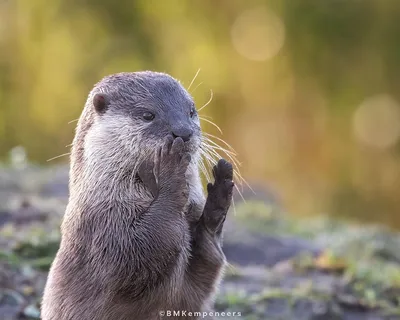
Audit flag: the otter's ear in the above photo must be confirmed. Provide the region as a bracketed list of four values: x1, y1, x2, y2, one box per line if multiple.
[93, 93, 110, 115]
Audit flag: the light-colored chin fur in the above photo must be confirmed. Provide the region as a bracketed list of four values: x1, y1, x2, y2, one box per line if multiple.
[67, 111, 205, 216]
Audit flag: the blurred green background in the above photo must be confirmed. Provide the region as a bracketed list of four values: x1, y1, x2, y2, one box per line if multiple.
[1, 0, 400, 227]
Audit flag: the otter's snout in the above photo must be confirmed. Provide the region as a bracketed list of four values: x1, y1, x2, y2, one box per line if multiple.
[171, 127, 193, 142]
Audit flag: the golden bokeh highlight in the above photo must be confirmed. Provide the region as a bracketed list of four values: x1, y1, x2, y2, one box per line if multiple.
[231, 7, 285, 61]
[353, 94, 400, 149]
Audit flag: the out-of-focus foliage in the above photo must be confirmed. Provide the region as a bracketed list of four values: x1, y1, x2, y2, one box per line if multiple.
[1, 0, 400, 226]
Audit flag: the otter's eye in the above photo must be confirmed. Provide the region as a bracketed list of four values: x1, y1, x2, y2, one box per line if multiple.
[142, 112, 155, 121]
[190, 108, 196, 118]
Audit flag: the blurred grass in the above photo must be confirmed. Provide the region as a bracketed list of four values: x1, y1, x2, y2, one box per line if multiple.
[1, 0, 400, 227]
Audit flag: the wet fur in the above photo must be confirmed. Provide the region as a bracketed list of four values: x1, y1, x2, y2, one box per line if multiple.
[41, 72, 234, 320]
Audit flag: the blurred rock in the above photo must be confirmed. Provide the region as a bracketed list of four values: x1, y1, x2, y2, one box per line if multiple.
[0, 201, 47, 227]
[39, 165, 69, 199]
[23, 304, 41, 319]
[223, 217, 320, 267]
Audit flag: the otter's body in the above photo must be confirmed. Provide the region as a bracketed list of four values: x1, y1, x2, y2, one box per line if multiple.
[41, 72, 234, 320]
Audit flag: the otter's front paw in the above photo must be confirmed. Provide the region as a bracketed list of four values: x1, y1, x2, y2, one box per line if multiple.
[137, 161, 158, 198]
[158, 136, 191, 201]
[202, 159, 234, 234]
[138, 136, 191, 201]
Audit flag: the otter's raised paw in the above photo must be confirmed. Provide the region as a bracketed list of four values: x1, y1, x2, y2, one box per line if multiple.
[137, 161, 158, 198]
[202, 159, 234, 234]
[157, 136, 191, 200]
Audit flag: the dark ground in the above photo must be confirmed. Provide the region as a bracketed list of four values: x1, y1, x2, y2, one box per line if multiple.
[1, 165, 400, 320]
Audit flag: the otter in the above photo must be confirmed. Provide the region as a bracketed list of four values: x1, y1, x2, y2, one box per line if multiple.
[41, 71, 234, 320]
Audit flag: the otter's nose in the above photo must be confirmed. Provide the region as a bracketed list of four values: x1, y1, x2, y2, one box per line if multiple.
[171, 128, 193, 142]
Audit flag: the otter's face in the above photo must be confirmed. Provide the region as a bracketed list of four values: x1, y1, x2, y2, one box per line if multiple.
[81, 72, 202, 174]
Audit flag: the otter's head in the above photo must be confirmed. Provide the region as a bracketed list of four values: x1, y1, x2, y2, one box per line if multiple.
[70, 71, 202, 190]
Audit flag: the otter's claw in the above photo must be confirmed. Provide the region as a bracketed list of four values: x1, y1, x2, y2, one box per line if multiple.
[212, 158, 234, 183]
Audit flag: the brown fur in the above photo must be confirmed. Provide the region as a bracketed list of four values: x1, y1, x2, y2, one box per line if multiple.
[41, 72, 234, 320]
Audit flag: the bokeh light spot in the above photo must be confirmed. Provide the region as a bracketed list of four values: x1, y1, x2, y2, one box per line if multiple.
[231, 7, 285, 61]
[353, 94, 400, 148]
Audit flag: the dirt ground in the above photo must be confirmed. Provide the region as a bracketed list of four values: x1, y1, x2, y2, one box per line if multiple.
[1, 165, 400, 320]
